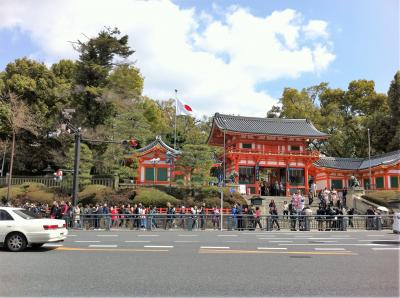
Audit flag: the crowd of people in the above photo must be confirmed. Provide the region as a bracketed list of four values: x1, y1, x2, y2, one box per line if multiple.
[4, 185, 388, 231]
[260, 181, 285, 196]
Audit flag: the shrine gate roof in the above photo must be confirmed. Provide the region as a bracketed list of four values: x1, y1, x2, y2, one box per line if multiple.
[314, 149, 400, 170]
[211, 113, 328, 138]
[137, 135, 180, 155]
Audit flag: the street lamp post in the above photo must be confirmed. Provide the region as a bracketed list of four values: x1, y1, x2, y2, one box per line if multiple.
[61, 109, 81, 207]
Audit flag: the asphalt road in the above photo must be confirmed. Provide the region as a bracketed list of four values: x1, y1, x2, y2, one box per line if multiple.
[0, 230, 399, 297]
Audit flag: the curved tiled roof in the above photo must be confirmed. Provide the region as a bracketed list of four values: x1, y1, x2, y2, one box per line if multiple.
[314, 150, 400, 170]
[137, 136, 180, 155]
[213, 113, 328, 138]
[314, 157, 363, 170]
[358, 149, 400, 169]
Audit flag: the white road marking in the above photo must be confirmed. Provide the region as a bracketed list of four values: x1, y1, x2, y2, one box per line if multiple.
[124, 240, 151, 243]
[312, 241, 338, 243]
[138, 235, 159, 237]
[309, 238, 354, 240]
[242, 233, 274, 235]
[88, 245, 118, 248]
[67, 235, 77, 237]
[257, 247, 287, 250]
[42, 244, 63, 247]
[367, 235, 387, 237]
[174, 240, 200, 243]
[314, 248, 346, 251]
[257, 237, 354, 240]
[217, 235, 237, 237]
[281, 243, 388, 246]
[371, 247, 400, 251]
[96, 235, 119, 237]
[200, 246, 230, 249]
[178, 234, 198, 237]
[358, 240, 397, 242]
[269, 241, 293, 243]
[144, 245, 174, 248]
[75, 241, 100, 243]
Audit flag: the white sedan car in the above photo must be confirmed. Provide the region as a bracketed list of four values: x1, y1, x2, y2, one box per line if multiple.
[0, 207, 68, 252]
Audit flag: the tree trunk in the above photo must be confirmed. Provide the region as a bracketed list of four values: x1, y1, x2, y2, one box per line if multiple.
[6, 131, 15, 202]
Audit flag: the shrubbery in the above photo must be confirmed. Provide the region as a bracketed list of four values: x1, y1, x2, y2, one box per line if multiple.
[0, 182, 55, 205]
[78, 184, 114, 205]
[133, 188, 181, 207]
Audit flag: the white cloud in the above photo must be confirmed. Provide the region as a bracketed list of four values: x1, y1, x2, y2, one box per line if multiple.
[0, 0, 335, 117]
[303, 20, 329, 39]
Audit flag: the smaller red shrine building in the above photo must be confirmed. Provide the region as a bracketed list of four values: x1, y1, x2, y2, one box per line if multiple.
[134, 136, 181, 185]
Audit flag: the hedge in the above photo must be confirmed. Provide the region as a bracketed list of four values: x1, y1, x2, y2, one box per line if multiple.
[133, 188, 181, 207]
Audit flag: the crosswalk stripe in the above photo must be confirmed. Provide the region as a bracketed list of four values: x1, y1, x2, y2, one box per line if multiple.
[96, 235, 119, 237]
[269, 241, 293, 243]
[315, 248, 346, 251]
[138, 235, 159, 237]
[125, 240, 151, 243]
[88, 245, 118, 248]
[200, 246, 230, 249]
[371, 247, 400, 251]
[42, 244, 63, 247]
[257, 247, 287, 250]
[144, 245, 174, 248]
[217, 235, 237, 237]
[281, 243, 388, 246]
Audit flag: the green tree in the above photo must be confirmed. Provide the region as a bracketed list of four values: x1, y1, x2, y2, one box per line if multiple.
[387, 71, 400, 151]
[0, 93, 39, 200]
[2, 58, 63, 125]
[107, 64, 143, 100]
[65, 143, 93, 185]
[73, 27, 135, 127]
[176, 144, 214, 186]
[279, 87, 321, 125]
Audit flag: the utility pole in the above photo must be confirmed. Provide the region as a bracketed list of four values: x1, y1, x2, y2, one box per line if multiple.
[220, 129, 226, 231]
[174, 89, 178, 150]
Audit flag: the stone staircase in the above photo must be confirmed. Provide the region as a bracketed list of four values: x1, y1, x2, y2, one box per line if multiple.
[244, 195, 319, 214]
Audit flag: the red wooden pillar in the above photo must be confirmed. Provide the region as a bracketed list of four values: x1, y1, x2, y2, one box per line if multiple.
[234, 157, 239, 184]
[326, 172, 331, 190]
[304, 163, 309, 194]
[384, 171, 388, 190]
[285, 157, 290, 196]
[137, 158, 143, 183]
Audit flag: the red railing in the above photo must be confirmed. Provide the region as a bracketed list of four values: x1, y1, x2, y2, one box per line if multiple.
[226, 147, 319, 157]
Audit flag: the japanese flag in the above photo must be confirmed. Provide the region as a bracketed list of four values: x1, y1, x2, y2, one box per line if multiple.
[176, 97, 193, 116]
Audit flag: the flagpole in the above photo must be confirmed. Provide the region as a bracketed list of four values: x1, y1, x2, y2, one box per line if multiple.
[174, 89, 178, 149]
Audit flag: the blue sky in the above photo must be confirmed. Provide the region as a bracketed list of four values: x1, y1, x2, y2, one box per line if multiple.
[0, 0, 398, 116]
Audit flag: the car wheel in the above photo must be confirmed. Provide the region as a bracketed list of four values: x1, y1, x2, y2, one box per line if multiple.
[31, 243, 45, 248]
[6, 233, 27, 252]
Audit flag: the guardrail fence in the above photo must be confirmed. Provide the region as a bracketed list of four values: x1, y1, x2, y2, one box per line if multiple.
[57, 214, 393, 231]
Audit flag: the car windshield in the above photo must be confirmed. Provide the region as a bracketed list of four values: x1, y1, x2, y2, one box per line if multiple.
[13, 209, 40, 220]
